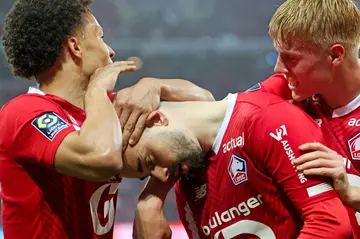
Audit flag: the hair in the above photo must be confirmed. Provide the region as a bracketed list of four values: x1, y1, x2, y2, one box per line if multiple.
[2, 0, 93, 79]
[269, 0, 360, 55]
[156, 130, 206, 179]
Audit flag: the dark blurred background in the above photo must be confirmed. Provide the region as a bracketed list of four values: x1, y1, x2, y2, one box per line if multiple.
[3, 0, 357, 237]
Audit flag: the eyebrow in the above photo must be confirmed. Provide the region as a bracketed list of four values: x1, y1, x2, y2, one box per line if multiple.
[137, 154, 144, 173]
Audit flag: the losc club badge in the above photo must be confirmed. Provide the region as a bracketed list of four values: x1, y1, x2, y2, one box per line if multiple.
[348, 132, 360, 160]
[32, 112, 69, 141]
[228, 154, 248, 186]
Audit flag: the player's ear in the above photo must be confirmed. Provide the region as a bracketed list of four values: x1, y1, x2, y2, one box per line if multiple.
[66, 36, 82, 59]
[328, 44, 345, 68]
[146, 110, 168, 127]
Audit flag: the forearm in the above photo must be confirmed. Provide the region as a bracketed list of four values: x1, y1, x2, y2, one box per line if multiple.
[140, 77, 214, 102]
[134, 196, 171, 239]
[133, 177, 175, 239]
[345, 185, 360, 211]
[82, 85, 122, 154]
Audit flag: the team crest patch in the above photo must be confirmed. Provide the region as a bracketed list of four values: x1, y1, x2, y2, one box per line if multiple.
[31, 112, 69, 141]
[348, 132, 360, 160]
[228, 154, 248, 185]
[245, 83, 261, 92]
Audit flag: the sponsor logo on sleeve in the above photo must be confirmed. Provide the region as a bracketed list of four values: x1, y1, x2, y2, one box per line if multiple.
[31, 112, 70, 141]
[270, 125, 307, 183]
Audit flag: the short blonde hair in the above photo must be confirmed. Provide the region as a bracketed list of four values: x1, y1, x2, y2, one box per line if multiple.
[269, 0, 360, 54]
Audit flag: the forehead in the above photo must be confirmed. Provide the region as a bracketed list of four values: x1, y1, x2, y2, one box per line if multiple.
[273, 40, 319, 56]
[83, 12, 102, 33]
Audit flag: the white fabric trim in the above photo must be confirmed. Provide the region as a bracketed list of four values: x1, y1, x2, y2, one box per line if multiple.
[212, 93, 237, 154]
[332, 94, 360, 118]
[27, 86, 45, 95]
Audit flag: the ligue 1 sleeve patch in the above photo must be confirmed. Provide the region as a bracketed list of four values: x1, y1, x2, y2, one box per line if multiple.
[245, 83, 261, 92]
[31, 112, 70, 141]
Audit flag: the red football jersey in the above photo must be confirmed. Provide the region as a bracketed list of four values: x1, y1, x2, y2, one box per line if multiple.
[0, 87, 121, 239]
[176, 92, 337, 239]
[254, 74, 360, 237]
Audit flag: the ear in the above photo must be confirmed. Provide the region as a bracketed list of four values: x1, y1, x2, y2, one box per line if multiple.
[328, 44, 345, 68]
[66, 36, 82, 59]
[146, 110, 169, 127]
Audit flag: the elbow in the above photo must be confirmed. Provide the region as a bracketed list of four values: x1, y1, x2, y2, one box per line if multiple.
[190, 88, 215, 102]
[83, 150, 123, 182]
[200, 89, 215, 101]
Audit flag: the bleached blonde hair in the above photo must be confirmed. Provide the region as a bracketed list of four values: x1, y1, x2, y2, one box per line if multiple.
[269, 0, 360, 55]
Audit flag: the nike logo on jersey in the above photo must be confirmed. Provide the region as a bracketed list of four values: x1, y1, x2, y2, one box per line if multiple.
[348, 118, 360, 126]
[222, 132, 245, 153]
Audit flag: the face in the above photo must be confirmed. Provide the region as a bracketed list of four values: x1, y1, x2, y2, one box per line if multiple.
[77, 12, 115, 77]
[121, 127, 205, 182]
[274, 41, 334, 101]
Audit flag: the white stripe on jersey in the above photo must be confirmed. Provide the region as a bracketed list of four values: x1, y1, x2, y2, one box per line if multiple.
[306, 183, 333, 197]
[184, 203, 200, 239]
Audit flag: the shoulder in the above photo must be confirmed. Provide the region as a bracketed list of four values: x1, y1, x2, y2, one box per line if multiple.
[0, 93, 68, 132]
[246, 74, 292, 100]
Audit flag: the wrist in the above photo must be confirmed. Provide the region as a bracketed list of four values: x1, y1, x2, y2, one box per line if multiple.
[344, 185, 356, 206]
[137, 194, 164, 212]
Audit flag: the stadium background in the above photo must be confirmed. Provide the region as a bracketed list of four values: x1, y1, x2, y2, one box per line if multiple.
[2, 0, 359, 238]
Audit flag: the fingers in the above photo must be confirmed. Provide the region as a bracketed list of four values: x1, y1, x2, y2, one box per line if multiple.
[296, 158, 340, 171]
[129, 113, 149, 146]
[111, 61, 136, 74]
[301, 167, 339, 178]
[293, 150, 328, 165]
[122, 111, 142, 150]
[299, 142, 333, 153]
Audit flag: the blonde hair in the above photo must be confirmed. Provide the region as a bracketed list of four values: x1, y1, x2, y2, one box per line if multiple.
[269, 0, 360, 54]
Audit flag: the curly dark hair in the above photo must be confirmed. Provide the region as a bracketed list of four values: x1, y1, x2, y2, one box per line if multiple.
[2, 0, 93, 79]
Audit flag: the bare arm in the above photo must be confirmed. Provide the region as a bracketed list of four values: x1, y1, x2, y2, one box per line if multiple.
[54, 61, 136, 181]
[133, 177, 176, 239]
[157, 78, 215, 102]
[116, 77, 215, 148]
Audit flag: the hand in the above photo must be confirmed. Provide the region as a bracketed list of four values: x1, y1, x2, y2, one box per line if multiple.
[133, 176, 177, 239]
[293, 142, 351, 203]
[133, 201, 172, 239]
[89, 61, 136, 93]
[114, 78, 161, 149]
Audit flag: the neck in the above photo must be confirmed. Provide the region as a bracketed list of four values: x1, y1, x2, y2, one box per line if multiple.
[161, 100, 228, 153]
[37, 60, 88, 109]
[321, 62, 360, 109]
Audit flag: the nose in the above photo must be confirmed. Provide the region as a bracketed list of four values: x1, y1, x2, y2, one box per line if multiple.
[274, 56, 288, 74]
[108, 45, 115, 58]
[150, 166, 169, 183]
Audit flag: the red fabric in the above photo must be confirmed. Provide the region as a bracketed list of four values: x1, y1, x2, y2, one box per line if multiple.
[0, 92, 121, 239]
[176, 91, 339, 238]
[297, 197, 351, 239]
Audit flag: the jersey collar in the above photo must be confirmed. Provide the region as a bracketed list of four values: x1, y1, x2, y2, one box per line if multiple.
[332, 94, 360, 118]
[212, 93, 237, 154]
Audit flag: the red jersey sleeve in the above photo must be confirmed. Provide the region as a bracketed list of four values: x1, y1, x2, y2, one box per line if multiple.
[249, 100, 337, 210]
[175, 182, 202, 239]
[1, 95, 76, 168]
